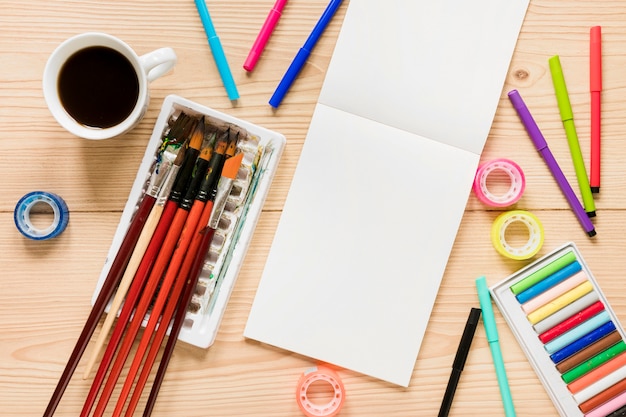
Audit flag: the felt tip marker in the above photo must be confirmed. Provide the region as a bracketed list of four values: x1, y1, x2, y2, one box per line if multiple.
[476, 276, 517, 417]
[590, 26, 602, 193]
[269, 0, 343, 108]
[244, 0, 288, 71]
[438, 307, 481, 417]
[194, 0, 239, 100]
[549, 55, 596, 217]
[508, 89, 596, 238]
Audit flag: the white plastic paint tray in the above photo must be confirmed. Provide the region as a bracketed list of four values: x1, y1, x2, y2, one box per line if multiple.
[92, 94, 285, 348]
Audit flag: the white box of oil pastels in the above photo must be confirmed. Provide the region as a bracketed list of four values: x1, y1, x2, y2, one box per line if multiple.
[490, 242, 626, 417]
[92, 94, 286, 348]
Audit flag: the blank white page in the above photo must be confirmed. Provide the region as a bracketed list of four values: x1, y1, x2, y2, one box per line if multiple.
[245, 0, 529, 387]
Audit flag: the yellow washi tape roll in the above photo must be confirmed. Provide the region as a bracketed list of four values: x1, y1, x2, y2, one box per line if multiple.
[491, 210, 544, 260]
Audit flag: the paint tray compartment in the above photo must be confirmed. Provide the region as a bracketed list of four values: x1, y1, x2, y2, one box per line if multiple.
[490, 242, 626, 417]
[92, 94, 286, 348]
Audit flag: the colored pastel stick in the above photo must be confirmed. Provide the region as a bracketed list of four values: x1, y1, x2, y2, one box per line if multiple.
[194, 0, 239, 100]
[551, 321, 616, 364]
[508, 90, 596, 237]
[544, 310, 611, 354]
[590, 26, 602, 193]
[539, 300, 605, 344]
[269, 0, 344, 107]
[516, 261, 582, 304]
[534, 291, 600, 334]
[607, 402, 626, 417]
[568, 351, 626, 393]
[556, 330, 622, 373]
[579, 375, 626, 413]
[573, 360, 626, 404]
[549, 55, 596, 217]
[562, 340, 626, 384]
[511, 251, 577, 295]
[243, 0, 288, 71]
[587, 391, 626, 417]
[527, 281, 594, 325]
[521, 270, 587, 314]
[476, 276, 517, 417]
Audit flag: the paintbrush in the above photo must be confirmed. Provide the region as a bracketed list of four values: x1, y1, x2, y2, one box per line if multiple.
[42, 111, 193, 417]
[81, 140, 186, 379]
[85, 121, 215, 417]
[142, 152, 244, 417]
[79, 116, 204, 417]
[112, 132, 231, 417]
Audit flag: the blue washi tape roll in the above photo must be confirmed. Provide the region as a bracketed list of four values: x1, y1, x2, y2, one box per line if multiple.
[14, 191, 69, 240]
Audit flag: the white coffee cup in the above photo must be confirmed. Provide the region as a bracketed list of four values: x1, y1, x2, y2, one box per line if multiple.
[43, 32, 177, 140]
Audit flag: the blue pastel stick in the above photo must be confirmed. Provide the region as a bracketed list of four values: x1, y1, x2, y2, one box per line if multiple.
[544, 310, 611, 354]
[550, 320, 616, 363]
[516, 261, 582, 304]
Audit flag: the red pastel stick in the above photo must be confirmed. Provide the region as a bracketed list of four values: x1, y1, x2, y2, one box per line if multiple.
[538, 300, 604, 343]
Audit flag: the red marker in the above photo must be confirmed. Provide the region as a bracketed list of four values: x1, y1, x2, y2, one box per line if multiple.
[590, 26, 602, 193]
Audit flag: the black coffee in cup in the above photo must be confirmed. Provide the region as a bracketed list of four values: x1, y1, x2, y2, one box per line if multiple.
[58, 46, 139, 129]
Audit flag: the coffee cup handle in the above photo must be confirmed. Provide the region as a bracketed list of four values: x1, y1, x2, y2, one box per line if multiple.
[139, 47, 177, 82]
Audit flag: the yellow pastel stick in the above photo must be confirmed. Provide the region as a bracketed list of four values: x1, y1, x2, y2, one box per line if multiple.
[527, 280, 594, 324]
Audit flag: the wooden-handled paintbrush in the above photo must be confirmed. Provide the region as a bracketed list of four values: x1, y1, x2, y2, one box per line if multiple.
[82, 140, 186, 380]
[142, 151, 244, 417]
[111, 133, 233, 417]
[79, 117, 204, 417]
[42, 112, 194, 417]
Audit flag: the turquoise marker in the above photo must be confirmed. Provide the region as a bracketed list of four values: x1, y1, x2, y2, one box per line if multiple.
[476, 276, 517, 417]
[549, 55, 595, 217]
[194, 0, 239, 100]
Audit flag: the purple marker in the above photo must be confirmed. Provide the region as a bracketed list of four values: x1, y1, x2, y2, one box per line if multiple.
[508, 89, 596, 237]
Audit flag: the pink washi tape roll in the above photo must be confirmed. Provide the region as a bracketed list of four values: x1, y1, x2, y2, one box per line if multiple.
[473, 158, 525, 207]
[296, 366, 345, 417]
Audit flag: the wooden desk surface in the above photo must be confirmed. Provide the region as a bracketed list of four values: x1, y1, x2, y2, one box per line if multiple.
[2, 1, 626, 416]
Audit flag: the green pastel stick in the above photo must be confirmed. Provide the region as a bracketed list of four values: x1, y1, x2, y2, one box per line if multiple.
[510, 251, 577, 295]
[562, 340, 626, 384]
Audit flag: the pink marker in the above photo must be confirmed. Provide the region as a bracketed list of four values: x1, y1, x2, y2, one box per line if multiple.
[244, 0, 288, 71]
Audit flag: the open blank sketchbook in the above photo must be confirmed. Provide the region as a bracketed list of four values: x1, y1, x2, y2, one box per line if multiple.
[245, 0, 530, 387]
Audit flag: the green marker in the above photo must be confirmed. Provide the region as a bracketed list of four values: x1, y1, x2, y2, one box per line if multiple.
[549, 55, 596, 217]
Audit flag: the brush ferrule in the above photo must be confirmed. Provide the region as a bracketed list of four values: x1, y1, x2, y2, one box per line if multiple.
[156, 166, 179, 207]
[208, 177, 234, 229]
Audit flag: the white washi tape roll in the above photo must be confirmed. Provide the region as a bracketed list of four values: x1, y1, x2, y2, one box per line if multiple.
[491, 210, 544, 260]
[296, 366, 346, 417]
[474, 158, 525, 207]
[14, 191, 69, 240]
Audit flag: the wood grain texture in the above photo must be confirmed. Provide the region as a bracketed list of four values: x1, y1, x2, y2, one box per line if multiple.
[2, 1, 626, 416]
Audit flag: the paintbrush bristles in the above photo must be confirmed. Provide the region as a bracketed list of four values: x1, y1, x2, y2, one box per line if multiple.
[188, 118, 205, 151]
[172, 140, 188, 166]
[222, 152, 244, 179]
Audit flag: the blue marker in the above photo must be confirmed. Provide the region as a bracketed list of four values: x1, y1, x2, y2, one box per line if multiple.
[194, 0, 239, 100]
[269, 0, 344, 108]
